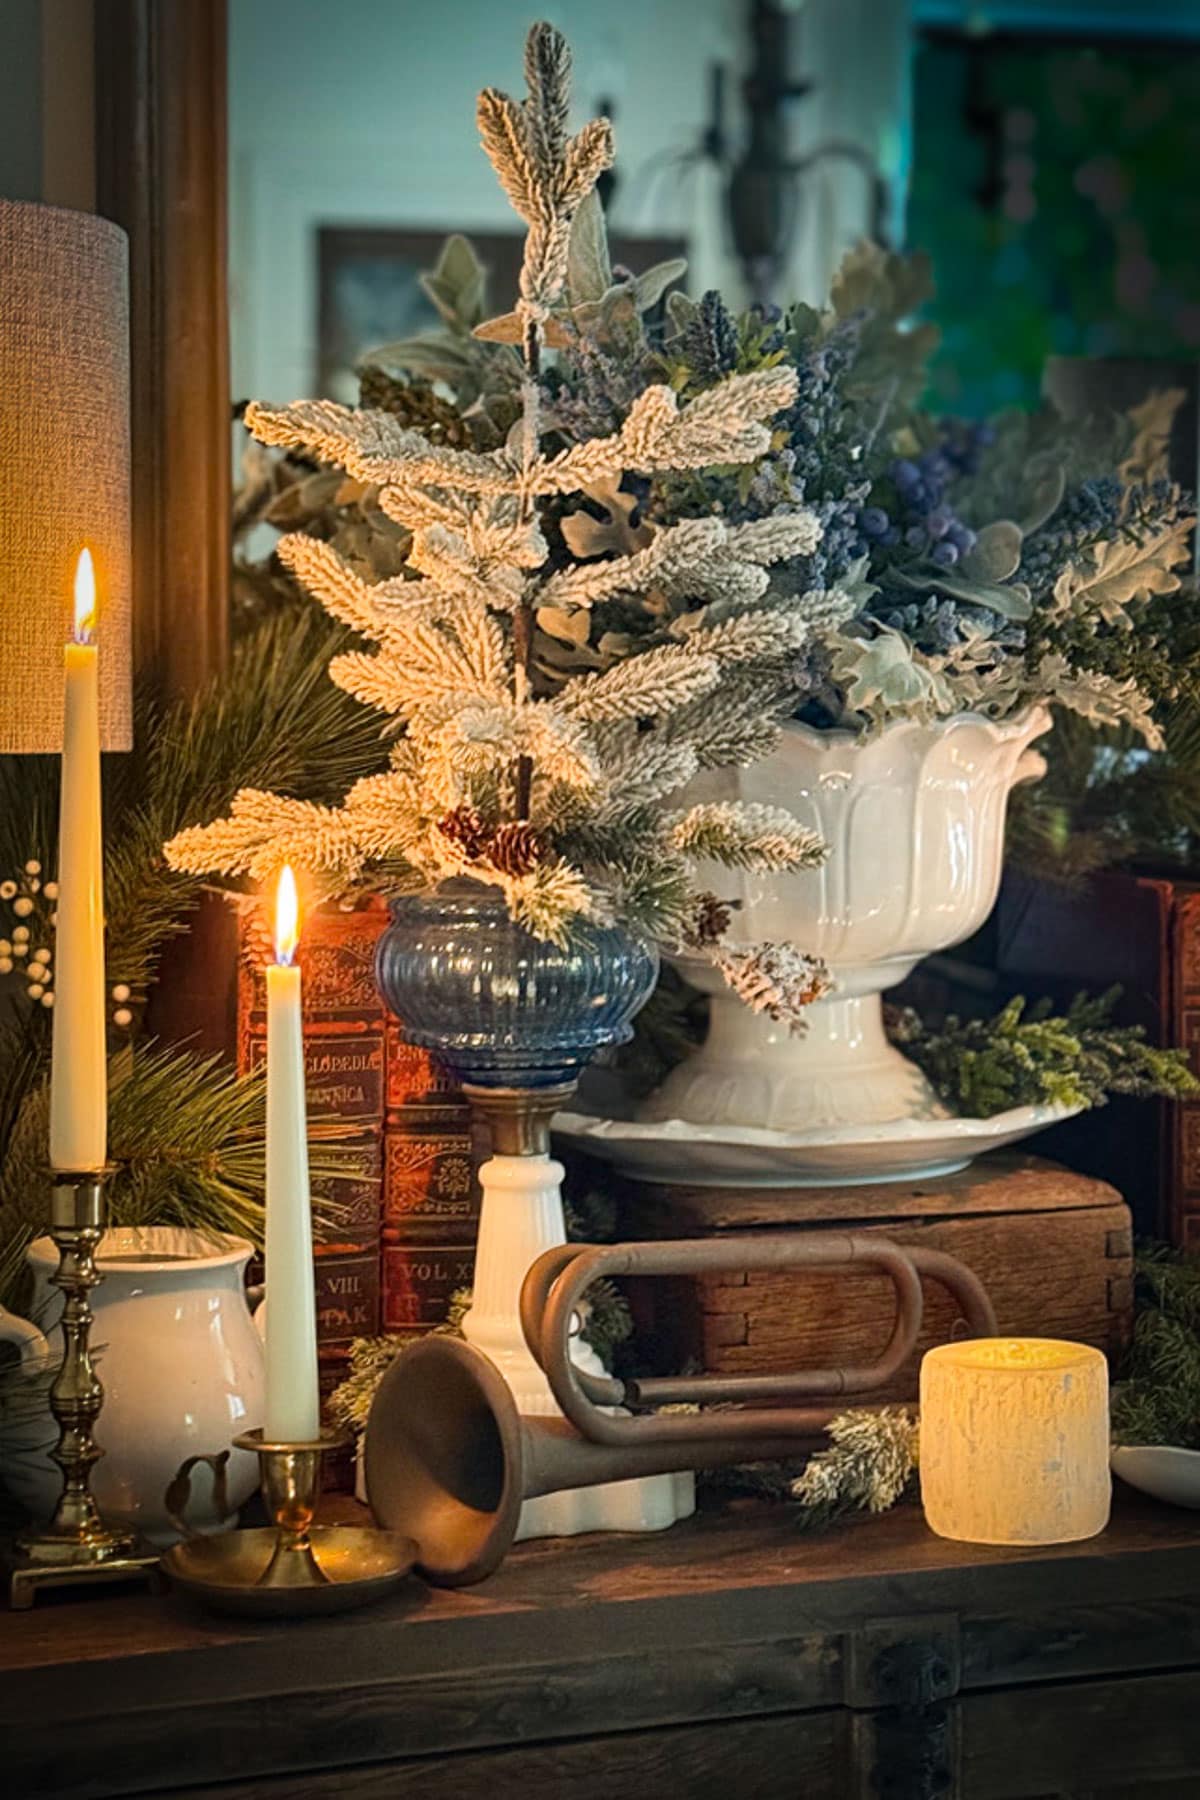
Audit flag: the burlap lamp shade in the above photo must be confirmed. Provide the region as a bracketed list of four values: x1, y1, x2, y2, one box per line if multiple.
[0, 200, 132, 752]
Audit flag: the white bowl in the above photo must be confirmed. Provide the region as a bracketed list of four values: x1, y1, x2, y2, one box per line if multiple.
[554, 1100, 1081, 1188]
[1111, 1444, 1200, 1509]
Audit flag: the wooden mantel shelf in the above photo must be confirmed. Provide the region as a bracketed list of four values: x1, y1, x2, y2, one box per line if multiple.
[6, 1491, 1200, 1798]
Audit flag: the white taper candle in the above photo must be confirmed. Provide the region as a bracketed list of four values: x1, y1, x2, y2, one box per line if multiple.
[49, 548, 107, 1171]
[263, 866, 320, 1442]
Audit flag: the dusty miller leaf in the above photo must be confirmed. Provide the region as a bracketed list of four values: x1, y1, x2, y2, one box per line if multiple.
[419, 234, 487, 333]
[560, 478, 654, 559]
[1017, 454, 1066, 535]
[963, 520, 1023, 585]
[1120, 388, 1187, 488]
[1052, 520, 1193, 623]
[566, 189, 612, 304]
[634, 259, 688, 312]
[536, 605, 591, 647]
[473, 310, 572, 348]
[894, 566, 1033, 620]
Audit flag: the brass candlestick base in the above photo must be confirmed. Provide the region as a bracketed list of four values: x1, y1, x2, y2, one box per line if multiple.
[6, 1169, 159, 1609]
[161, 1427, 417, 1618]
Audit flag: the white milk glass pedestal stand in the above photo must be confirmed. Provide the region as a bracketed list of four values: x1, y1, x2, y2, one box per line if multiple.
[463, 1087, 693, 1541]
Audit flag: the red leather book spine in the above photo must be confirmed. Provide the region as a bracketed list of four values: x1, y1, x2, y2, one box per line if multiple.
[380, 1017, 480, 1333]
[237, 903, 388, 1414]
[1170, 889, 1200, 1249]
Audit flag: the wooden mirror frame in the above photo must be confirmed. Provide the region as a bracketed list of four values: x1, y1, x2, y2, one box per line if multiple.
[95, 0, 230, 701]
[94, 1, 234, 1048]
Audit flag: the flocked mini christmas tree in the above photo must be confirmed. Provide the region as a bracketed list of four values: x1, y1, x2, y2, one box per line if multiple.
[166, 22, 833, 1021]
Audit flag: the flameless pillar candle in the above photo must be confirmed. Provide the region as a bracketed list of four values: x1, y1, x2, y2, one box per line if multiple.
[48, 549, 107, 1171]
[920, 1337, 1110, 1546]
[263, 866, 320, 1442]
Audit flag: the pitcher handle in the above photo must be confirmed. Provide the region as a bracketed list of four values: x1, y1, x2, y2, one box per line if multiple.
[164, 1450, 232, 1542]
[1014, 746, 1048, 787]
[0, 1305, 52, 1376]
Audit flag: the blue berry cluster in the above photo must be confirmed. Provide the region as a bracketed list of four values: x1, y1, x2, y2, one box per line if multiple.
[876, 594, 1023, 659]
[850, 420, 997, 573]
[1017, 475, 1185, 598]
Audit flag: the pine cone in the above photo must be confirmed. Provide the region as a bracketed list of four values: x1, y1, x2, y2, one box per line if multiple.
[235, 897, 277, 972]
[488, 822, 545, 877]
[358, 368, 475, 448]
[437, 807, 489, 860]
[689, 891, 734, 946]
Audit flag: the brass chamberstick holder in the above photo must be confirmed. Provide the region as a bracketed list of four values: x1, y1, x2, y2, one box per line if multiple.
[161, 1427, 417, 1618]
[5, 1169, 160, 1609]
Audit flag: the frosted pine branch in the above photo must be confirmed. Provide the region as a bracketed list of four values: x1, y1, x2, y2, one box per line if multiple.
[498, 855, 604, 945]
[537, 370, 799, 494]
[476, 22, 613, 315]
[791, 1408, 918, 1515]
[667, 681, 792, 767]
[677, 607, 813, 666]
[523, 21, 571, 176]
[538, 517, 727, 611]
[275, 535, 433, 638]
[667, 802, 826, 872]
[246, 399, 515, 498]
[328, 622, 503, 720]
[587, 733, 702, 817]
[165, 790, 372, 883]
[561, 643, 722, 724]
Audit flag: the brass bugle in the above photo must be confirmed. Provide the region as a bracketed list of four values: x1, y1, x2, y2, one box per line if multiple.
[364, 1231, 997, 1586]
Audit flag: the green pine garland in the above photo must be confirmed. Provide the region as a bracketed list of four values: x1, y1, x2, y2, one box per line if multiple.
[888, 988, 1198, 1119]
[1112, 1245, 1200, 1449]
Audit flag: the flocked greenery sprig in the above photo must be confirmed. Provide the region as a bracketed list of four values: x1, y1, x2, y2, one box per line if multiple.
[789, 1406, 918, 1521]
[888, 988, 1199, 1119]
[165, 22, 833, 1029]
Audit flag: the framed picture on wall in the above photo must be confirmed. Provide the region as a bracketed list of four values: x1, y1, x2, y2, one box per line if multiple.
[317, 225, 687, 399]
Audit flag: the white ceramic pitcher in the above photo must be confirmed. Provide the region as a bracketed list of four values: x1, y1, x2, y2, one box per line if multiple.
[0, 1226, 265, 1545]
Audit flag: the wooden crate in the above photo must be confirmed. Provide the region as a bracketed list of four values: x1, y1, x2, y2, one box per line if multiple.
[611, 1154, 1133, 1399]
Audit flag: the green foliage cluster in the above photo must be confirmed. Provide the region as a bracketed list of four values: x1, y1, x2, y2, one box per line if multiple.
[1112, 1247, 1200, 1450]
[1007, 661, 1200, 886]
[889, 989, 1198, 1120]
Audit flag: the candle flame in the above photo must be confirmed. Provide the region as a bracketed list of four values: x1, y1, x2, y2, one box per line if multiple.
[73, 548, 96, 643]
[274, 865, 300, 965]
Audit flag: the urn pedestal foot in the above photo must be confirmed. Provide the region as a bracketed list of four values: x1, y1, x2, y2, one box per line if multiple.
[644, 985, 945, 1133]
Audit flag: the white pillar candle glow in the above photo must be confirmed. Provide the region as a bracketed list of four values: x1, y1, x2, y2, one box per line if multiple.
[263, 866, 321, 1443]
[48, 549, 107, 1171]
[920, 1337, 1111, 1547]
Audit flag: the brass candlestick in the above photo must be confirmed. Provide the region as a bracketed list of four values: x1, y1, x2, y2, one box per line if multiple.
[161, 1427, 417, 1617]
[6, 1169, 160, 1608]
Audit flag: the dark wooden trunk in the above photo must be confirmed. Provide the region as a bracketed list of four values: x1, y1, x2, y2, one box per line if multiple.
[608, 1155, 1133, 1400]
[5, 1491, 1200, 1799]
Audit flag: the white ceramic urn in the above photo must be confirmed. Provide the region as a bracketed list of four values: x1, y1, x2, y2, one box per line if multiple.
[642, 707, 1051, 1132]
[0, 1226, 266, 1544]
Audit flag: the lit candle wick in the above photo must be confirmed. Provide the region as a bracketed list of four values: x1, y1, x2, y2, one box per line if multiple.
[274, 864, 300, 966]
[73, 547, 96, 645]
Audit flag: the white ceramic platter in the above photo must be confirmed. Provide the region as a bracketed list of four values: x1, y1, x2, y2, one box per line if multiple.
[552, 1102, 1083, 1188]
[1111, 1445, 1200, 1509]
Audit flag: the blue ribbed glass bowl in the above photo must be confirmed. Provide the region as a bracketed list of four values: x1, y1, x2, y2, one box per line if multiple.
[374, 881, 659, 1089]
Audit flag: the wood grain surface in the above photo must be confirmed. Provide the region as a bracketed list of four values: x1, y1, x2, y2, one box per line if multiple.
[4, 1490, 1200, 1799]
